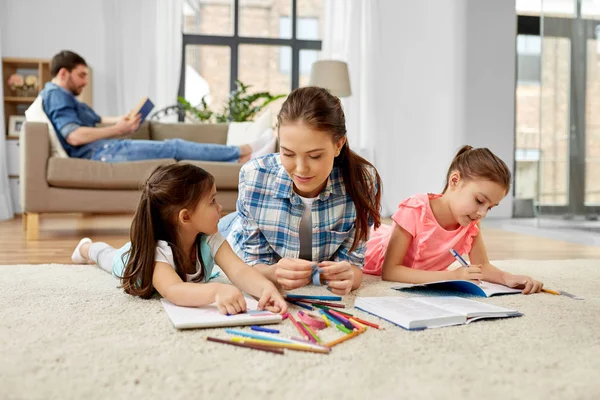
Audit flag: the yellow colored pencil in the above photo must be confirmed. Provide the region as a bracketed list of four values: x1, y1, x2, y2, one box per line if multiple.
[231, 337, 331, 354]
[348, 318, 367, 332]
[321, 314, 330, 327]
[542, 288, 560, 295]
[324, 330, 363, 348]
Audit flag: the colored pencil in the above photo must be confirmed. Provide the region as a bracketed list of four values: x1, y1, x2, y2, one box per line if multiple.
[326, 309, 356, 331]
[285, 294, 343, 301]
[293, 299, 346, 308]
[336, 323, 352, 334]
[318, 309, 342, 325]
[300, 321, 322, 344]
[287, 313, 310, 341]
[207, 337, 284, 355]
[251, 325, 280, 334]
[324, 330, 363, 348]
[225, 329, 289, 344]
[349, 316, 381, 330]
[287, 300, 314, 310]
[321, 314, 330, 327]
[348, 318, 367, 332]
[542, 288, 560, 295]
[231, 337, 331, 354]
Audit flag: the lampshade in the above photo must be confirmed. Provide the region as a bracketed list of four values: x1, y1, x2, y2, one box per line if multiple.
[308, 60, 352, 97]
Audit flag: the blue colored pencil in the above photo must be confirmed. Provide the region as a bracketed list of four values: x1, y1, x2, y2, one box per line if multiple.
[250, 325, 280, 334]
[285, 294, 343, 301]
[449, 248, 470, 267]
[225, 329, 291, 344]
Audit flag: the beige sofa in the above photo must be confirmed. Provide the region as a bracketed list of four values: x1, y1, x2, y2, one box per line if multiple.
[21, 121, 242, 240]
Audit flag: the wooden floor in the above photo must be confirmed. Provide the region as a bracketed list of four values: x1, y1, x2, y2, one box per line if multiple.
[1, 214, 600, 265]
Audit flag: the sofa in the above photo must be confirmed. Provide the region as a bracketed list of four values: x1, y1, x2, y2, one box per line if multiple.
[21, 121, 243, 240]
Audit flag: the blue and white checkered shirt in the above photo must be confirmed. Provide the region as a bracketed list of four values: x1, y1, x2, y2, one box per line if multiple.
[227, 154, 371, 268]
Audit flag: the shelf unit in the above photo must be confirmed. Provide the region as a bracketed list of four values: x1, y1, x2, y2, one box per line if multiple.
[2, 57, 93, 214]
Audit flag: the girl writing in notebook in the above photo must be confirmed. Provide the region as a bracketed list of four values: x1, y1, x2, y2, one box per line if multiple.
[71, 164, 288, 315]
[219, 87, 382, 295]
[364, 145, 543, 294]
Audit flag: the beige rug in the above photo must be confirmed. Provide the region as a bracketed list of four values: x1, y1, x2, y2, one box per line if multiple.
[1, 260, 598, 400]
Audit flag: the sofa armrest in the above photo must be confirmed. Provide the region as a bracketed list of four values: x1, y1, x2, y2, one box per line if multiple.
[20, 122, 50, 212]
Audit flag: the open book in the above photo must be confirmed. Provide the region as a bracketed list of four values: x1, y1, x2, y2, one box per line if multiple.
[355, 296, 522, 330]
[161, 297, 282, 330]
[391, 280, 522, 297]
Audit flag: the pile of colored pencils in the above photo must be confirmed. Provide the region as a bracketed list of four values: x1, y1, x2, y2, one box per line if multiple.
[207, 294, 383, 355]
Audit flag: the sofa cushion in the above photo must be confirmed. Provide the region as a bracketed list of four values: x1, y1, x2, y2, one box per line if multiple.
[47, 158, 176, 189]
[180, 160, 242, 190]
[150, 122, 228, 144]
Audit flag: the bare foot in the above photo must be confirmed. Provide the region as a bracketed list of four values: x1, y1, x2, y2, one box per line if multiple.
[239, 144, 252, 157]
[238, 154, 251, 163]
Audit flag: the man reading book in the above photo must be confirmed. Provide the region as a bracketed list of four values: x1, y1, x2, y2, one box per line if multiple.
[40, 50, 271, 163]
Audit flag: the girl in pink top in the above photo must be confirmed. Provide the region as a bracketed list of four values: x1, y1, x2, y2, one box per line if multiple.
[364, 145, 543, 294]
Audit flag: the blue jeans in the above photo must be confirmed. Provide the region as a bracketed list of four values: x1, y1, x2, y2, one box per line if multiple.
[90, 139, 241, 163]
[218, 212, 239, 239]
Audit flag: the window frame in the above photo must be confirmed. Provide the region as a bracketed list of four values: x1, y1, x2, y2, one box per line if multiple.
[179, 0, 323, 103]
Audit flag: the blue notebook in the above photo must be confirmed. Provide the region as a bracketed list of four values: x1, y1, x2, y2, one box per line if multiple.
[391, 280, 522, 297]
[130, 97, 154, 124]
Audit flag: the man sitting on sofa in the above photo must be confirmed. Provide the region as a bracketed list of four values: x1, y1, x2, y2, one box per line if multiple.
[41, 50, 271, 163]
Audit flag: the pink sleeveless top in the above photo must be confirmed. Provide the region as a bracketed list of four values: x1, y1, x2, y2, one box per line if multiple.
[363, 193, 479, 275]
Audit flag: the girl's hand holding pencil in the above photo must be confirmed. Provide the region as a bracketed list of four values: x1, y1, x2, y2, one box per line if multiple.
[452, 264, 483, 282]
[257, 285, 288, 314]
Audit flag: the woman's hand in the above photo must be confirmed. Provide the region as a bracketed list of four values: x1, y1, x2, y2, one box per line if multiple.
[318, 261, 354, 295]
[273, 258, 313, 290]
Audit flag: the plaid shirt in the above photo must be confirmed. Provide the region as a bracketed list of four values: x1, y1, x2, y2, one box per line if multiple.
[228, 154, 370, 267]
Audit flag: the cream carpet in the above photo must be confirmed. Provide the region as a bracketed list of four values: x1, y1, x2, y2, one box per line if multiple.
[1, 260, 598, 400]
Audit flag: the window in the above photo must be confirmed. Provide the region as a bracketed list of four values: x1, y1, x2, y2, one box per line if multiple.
[279, 17, 319, 74]
[517, 35, 542, 84]
[180, 0, 323, 116]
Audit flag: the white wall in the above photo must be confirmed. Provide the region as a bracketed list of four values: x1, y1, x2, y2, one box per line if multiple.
[0, 0, 178, 117]
[0, 0, 111, 115]
[463, 0, 516, 218]
[373, 0, 516, 218]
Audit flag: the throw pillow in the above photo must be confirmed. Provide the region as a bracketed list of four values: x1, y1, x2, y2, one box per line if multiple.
[24, 96, 69, 158]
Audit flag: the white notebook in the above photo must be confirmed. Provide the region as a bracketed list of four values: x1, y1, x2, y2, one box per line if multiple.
[354, 296, 522, 330]
[160, 297, 283, 330]
[392, 280, 522, 297]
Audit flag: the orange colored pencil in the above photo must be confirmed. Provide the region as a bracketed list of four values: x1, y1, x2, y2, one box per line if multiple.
[324, 330, 363, 348]
[542, 288, 560, 295]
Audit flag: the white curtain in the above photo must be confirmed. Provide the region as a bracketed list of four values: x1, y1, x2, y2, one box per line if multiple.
[322, 0, 382, 204]
[102, 0, 182, 116]
[0, 24, 15, 221]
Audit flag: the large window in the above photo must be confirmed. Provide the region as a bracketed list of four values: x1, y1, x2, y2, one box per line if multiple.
[515, 2, 600, 219]
[181, 0, 323, 117]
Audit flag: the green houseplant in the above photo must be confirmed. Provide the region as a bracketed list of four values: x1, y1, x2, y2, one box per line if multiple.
[178, 80, 285, 123]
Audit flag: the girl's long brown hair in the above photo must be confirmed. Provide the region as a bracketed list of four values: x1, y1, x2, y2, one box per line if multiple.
[120, 164, 215, 299]
[442, 145, 511, 193]
[277, 86, 382, 252]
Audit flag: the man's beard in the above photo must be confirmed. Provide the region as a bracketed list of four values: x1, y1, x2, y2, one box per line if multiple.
[67, 77, 83, 96]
